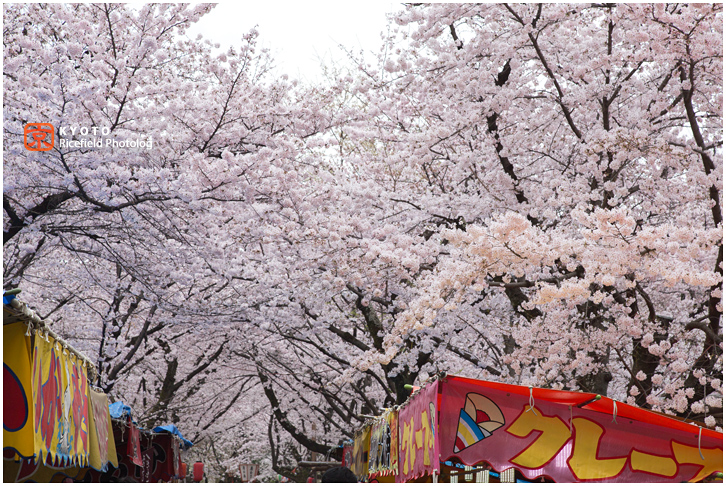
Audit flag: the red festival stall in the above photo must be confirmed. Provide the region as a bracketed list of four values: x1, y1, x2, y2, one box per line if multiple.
[351, 375, 723, 483]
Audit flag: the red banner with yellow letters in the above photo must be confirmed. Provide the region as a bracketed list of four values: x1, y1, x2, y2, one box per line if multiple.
[438, 375, 723, 483]
[396, 380, 440, 482]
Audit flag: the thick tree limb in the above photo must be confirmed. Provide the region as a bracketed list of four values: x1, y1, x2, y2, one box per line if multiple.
[256, 363, 333, 455]
[4, 192, 75, 244]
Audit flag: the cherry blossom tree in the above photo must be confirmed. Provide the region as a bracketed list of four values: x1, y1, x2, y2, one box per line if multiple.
[4, 3, 722, 481]
[340, 3, 722, 427]
[3, 3, 344, 478]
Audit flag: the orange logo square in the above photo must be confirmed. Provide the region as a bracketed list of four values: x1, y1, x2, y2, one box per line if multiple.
[24, 123, 55, 151]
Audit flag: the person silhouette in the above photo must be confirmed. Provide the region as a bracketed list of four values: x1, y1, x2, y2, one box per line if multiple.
[321, 466, 357, 483]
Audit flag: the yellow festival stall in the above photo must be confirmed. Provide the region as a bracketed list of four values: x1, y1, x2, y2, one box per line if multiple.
[4, 293, 118, 481]
[344, 375, 723, 483]
[3, 292, 191, 482]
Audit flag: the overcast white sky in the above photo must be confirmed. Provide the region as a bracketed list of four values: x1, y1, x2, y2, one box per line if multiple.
[186, 2, 399, 82]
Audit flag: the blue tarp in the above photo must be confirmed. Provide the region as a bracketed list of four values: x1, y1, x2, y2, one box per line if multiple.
[3, 294, 17, 305]
[109, 401, 134, 420]
[109, 404, 193, 449]
[153, 424, 194, 450]
[152, 424, 194, 449]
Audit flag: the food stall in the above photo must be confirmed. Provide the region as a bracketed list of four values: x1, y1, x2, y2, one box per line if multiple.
[349, 375, 723, 483]
[3, 292, 193, 483]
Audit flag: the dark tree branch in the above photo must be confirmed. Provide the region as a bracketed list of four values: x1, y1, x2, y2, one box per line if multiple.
[256, 364, 334, 455]
[4, 192, 75, 244]
[430, 335, 501, 376]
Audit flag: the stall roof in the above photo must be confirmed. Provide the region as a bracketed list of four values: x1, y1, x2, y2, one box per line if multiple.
[446, 375, 721, 440]
[109, 401, 135, 420]
[3, 291, 98, 381]
[153, 425, 194, 450]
